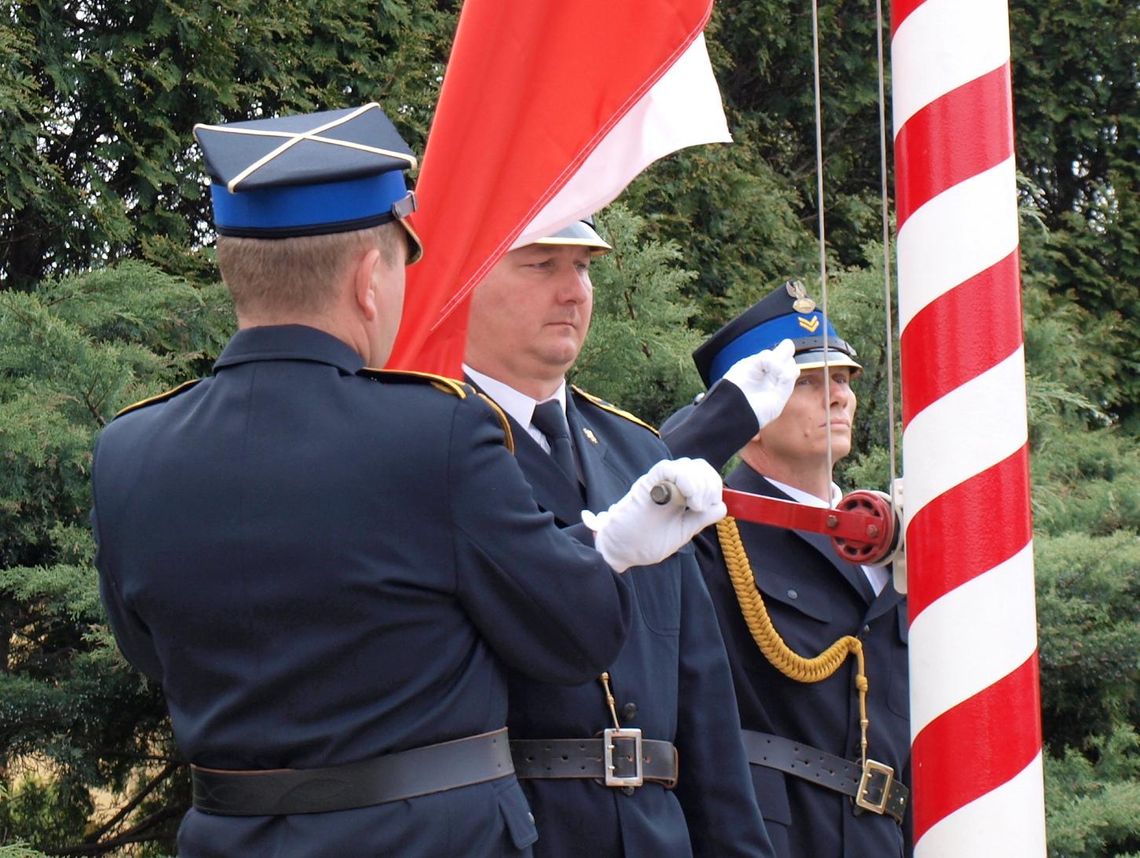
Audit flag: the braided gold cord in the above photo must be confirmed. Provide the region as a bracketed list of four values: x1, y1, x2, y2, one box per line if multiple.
[717, 515, 871, 765]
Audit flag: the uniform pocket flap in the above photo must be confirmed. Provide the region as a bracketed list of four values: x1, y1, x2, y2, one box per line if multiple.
[496, 780, 539, 849]
[750, 763, 792, 826]
[755, 574, 833, 623]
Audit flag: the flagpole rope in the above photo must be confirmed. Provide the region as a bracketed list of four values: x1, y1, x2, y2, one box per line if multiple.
[809, 0, 835, 483]
[810, 0, 904, 492]
[875, 0, 900, 488]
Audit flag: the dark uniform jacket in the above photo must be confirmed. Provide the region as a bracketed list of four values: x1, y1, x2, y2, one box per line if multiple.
[91, 325, 634, 858]
[484, 385, 774, 858]
[665, 382, 910, 858]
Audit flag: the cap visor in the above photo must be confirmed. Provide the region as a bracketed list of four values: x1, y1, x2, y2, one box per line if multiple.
[795, 351, 862, 373]
[532, 221, 612, 254]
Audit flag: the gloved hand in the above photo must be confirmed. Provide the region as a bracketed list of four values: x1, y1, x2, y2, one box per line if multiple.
[722, 338, 799, 430]
[582, 458, 726, 573]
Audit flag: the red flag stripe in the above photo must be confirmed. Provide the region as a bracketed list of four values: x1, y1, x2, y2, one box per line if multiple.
[899, 250, 1023, 426]
[390, 0, 715, 375]
[910, 653, 1043, 842]
[894, 64, 1014, 228]
[905, 446, 1033, 621]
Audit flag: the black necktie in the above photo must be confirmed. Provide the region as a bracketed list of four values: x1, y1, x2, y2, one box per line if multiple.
[531, 400, 577, 484]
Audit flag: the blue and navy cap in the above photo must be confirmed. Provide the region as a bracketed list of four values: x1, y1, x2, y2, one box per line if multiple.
[532, 217, 612, 255]
[694, 280, 861, 387]
[193, 103, 423, 262]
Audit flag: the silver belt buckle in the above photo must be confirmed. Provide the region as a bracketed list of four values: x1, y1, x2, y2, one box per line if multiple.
[603, 728, 644, 788]
[855, 759, 895, 815]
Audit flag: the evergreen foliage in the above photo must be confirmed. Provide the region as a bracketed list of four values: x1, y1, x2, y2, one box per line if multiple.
[0, 0, 1135, 854]
[0, 0, 456, 292]
[1, 267, 230, 852]
[572, 205, 705, 426]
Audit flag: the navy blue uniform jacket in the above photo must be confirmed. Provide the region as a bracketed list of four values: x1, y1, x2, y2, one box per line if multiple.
[92, 326, 634, 858]
[490, 386, 774, 858]
[666, 382, 910, 858]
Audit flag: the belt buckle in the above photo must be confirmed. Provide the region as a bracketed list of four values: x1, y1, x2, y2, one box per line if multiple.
[603, 728, 643, 788]
[855, 759, 895, 815]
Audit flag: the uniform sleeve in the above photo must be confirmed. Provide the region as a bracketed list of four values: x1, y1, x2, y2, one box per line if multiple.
[672, 553, 776, 858]
[661, 380, 759, 472]
[447, 394, 634, 685]
[90, 456, 164, 684]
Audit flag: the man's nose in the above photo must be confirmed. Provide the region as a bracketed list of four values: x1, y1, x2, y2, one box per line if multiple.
[555, 268, 591, 302]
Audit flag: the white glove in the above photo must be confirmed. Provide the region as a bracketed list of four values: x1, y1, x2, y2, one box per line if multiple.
[722, 338, 799, 430]
[582, 458, 727, 573]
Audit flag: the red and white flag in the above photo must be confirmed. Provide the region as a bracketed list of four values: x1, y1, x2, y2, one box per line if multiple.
[387, 0, 731, 376]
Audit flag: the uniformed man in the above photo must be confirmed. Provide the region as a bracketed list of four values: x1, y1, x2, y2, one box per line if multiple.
[463, 218, 799, 857]
[662, 283, 911, 858]
[90, 104, 728, 858]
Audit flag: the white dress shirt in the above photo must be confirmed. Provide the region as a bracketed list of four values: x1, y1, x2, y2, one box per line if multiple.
[765, 477, 892, 596]
[463, 365, 568, 454]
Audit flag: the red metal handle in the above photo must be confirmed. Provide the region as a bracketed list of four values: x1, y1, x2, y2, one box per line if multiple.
[722, 488, 897, 565]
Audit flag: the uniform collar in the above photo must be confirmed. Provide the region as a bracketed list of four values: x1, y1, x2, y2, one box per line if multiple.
[728, 465, 881, 603]
[462, 364, 568, 448]
[763, 476, 842, 508]
[214, 325, 365, 375]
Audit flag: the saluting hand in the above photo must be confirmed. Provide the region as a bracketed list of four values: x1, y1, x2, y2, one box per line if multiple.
[582, 458, 726, 573]
[722, 337, 799, 430]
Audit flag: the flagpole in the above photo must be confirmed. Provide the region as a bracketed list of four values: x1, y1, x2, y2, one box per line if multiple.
[891, 0, 1047, 854]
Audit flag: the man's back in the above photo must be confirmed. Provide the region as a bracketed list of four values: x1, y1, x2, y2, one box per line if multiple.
[93, 326, 631, 856]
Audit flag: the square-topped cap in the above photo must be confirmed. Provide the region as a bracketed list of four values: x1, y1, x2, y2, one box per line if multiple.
[194, 103, 422, 260]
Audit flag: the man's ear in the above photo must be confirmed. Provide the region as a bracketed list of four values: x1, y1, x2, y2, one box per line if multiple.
[352, 248, 383, 321]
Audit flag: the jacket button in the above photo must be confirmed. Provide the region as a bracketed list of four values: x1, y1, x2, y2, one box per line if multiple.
[621, 702, 638, 721]
[787, 589, 798, 600]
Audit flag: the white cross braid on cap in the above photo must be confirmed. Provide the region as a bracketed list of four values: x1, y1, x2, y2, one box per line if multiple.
[194, 102, 423, 259]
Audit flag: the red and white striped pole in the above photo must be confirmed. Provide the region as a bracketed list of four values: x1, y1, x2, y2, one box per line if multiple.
[891, 0, 1047, 854]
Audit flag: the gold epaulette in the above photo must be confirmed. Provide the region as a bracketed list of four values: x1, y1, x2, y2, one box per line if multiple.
[114, 379, 202, 419]
[476, 393, 515, 453]
[360, 367, 471, 398]
[571, 385, 659, 437]
[359, 368, 514, 452]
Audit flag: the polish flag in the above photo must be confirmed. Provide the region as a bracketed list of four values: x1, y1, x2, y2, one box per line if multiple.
[387, 0, 731, 376]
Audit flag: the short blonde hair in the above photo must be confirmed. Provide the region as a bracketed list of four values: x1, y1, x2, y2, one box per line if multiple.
[216, 223, 402, 318]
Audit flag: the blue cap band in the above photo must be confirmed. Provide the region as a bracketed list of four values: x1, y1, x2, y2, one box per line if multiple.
[707, 312, 841, 384]
[211, 170, 409, 235]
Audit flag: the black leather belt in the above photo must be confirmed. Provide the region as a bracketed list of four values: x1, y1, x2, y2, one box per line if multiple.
[511, 729, 678, 789]
[191, 728, 514, 816]
[741, 729, 908, 823]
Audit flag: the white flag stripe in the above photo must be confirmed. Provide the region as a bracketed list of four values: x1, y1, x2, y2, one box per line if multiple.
[891, 0, 1011, 134]
[908, 543, 1037, 738]
[902, 347, 1028, 520]
[515, 34, 730, 248]
[915, 753, 1048, 858]
[897, 157, 1019, 333]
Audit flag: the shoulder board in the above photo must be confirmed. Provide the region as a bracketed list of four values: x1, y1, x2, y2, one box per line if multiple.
[114, 379, 202, 419]
[571, 385, 660, 436]
[476, 393, 515, 454]
[358, 368, 514, 452]
[358, 368, 471, 398]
